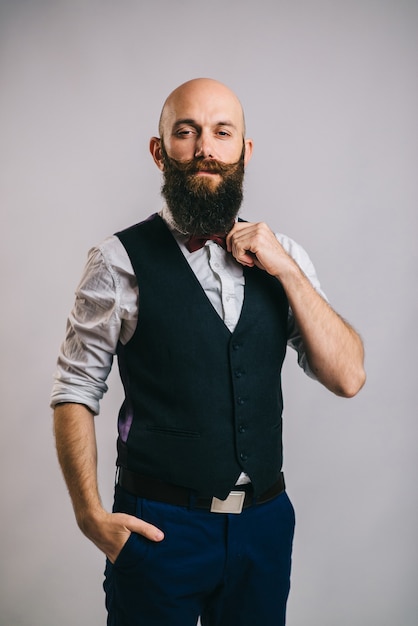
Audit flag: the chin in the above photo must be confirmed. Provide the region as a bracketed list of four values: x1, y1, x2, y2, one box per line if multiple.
[190, 174, 221, 193]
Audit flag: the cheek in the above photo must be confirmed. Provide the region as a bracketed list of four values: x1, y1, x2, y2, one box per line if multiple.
[165, 140, 195, 162]
[220, 141, 246, 163]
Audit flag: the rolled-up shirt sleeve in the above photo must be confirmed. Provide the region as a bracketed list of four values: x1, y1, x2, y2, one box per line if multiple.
[276, 233, 329, 380]
[50, 237, 138, 415]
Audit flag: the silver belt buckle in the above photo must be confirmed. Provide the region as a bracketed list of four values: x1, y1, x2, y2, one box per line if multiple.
[210, 491, 245, 514]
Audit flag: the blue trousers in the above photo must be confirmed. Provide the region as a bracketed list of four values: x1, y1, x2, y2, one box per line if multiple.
[104, 485, 295, 625]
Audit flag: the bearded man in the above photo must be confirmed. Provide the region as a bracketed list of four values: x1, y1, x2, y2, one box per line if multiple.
[52, 78, 365, 626]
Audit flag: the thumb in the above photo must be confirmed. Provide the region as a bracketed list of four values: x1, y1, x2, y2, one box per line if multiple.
[126, 514, 164, 542]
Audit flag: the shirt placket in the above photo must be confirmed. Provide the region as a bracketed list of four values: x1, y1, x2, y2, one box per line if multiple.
[208, 245, 239, 332]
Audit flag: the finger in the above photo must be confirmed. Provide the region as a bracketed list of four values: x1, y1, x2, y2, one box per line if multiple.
[229, 233, 258, 266]
[234, 249, 256, 267]
[106, 515, 165, 563]
[226, 222, 254, 251]
[126, 514, 164, 542]
[107, 518, 164, 564]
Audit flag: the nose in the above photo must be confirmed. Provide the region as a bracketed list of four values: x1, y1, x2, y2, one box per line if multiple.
[194, 131, 214, 159]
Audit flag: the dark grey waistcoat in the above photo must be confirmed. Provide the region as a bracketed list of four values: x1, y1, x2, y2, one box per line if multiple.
[115, 214, 289, 499]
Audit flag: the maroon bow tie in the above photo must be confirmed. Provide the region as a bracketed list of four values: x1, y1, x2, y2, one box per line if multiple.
[186, 234, 227, 253]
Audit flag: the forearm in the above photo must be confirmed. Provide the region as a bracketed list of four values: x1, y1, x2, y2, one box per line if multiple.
[53, 402, 164, 560]
[280, 262, 366, 397]
[53, 403, 103, 531]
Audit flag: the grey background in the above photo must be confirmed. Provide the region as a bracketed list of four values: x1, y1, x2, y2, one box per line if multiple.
[1, 1, 417, 624]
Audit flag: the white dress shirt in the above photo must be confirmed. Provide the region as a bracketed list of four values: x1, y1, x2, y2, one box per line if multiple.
[51, 209, 327, 416]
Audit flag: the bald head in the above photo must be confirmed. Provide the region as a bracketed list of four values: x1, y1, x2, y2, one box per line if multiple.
[150, 78, 253, 172]
[158, 78, 246, 139]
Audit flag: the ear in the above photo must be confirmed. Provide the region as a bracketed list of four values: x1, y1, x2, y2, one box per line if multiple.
[243, 138, 254, 166]
[149, 137, 164, 171]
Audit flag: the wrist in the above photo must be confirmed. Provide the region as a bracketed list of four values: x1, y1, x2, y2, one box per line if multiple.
[274, 254, 303, 286]
[75, 503, 107, 538]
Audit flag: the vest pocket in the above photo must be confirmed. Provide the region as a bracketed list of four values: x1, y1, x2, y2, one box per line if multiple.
[146, 425, 201, 438]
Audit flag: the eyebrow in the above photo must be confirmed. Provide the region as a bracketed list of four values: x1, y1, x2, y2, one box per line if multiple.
[172, 118, 238, 130]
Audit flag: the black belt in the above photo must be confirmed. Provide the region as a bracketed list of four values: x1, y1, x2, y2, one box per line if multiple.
[117, 467, 285, 513]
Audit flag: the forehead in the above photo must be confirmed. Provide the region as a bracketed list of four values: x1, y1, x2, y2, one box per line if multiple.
[161, 83, 245, 134]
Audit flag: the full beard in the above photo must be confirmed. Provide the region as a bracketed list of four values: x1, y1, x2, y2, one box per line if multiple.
[160, 142, 245, 236]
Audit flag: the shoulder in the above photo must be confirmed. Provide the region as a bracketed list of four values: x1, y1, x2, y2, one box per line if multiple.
[275, 232, 312, 267]
[78, 235, 135, 291]
[85, 234, 131, 272]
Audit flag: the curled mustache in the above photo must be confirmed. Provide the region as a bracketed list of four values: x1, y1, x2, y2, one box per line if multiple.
[163, 154, 242, 176]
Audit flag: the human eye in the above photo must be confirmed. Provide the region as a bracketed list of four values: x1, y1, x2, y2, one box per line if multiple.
[216, 126, 233, 138]
[174, 125, 197, 138]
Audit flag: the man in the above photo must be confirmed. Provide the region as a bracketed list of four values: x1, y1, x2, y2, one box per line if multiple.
[52, 78, 365, 625]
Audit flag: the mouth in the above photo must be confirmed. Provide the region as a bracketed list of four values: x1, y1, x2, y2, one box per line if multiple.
[195, 170, 219, 177]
